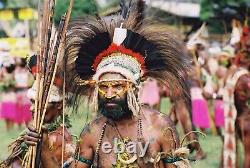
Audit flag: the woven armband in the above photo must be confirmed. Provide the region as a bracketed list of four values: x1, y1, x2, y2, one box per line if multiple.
[74, 155, 93, 166]
[162, 156, 182, 164]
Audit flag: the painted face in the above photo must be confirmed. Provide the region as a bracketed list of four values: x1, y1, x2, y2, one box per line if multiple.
[98, 80, 129, 99]
[28, 81, 63, 123]
[97, 73, 132, 121]
[29, 100, 63, 123]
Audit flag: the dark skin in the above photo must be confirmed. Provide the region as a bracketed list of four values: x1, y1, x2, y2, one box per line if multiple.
[24, 73, 180, 168]
[75, 109, 179, 168]
[234, 73, 250, 168]
[234, 36, 250, 168]
[25, 101, 63, 146]
[170, 99, 206, 160]
[219, 57, 250, 168]
[29, 100, 63, 124]
[23, 100, 74, 168]
[9, 100, 64, 168]
[70, 73, 180, 168]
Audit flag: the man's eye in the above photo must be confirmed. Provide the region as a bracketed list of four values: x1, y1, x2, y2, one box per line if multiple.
[115, 84, 125, 90]
[99, 85, 108, 90]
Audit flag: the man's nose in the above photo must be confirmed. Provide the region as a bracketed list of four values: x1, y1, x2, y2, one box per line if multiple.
[105, 87, 116, 98]
[30, 104, 35, 112]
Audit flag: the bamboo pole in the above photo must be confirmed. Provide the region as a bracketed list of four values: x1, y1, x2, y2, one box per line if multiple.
[23, 0, 74, 167]
[62, 42, 66, 167]
[61, 1, 73, 167]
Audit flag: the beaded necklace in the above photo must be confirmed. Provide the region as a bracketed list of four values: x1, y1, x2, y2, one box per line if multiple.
[92, 112, 144, 168]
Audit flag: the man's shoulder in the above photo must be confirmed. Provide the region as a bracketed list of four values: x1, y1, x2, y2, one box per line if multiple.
[141, 106, 179, 145]
[80, 115, 106, 137]
[141, 106, 175, 129]
[90, 115, 107, 127]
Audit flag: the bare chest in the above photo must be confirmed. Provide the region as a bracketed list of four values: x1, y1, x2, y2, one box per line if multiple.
[92, 124, 163, 168]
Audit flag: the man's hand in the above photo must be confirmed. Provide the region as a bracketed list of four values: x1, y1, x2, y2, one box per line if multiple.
[23, 125, 48, 146]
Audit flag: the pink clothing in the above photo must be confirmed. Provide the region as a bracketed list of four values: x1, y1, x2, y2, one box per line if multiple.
[191, 87, 210, 128]
[192, 99, 210, 128]
[13, 68, 32, 124]
[214, 100, 224, 127]
[1, 102, 17, 121]
[16, 90, 32, 124]
[0, 91, 17, 122]
[0, 90, 31, 124]
[140, 79, 160, 106]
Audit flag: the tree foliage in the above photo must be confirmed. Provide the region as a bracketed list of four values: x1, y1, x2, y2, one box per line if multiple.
[0, 0, 38, 8]
[0, 0, 97, 24]
[54, 0, 97, 24]
[200, 0, 250, 21]
[200, 0, 250, 33]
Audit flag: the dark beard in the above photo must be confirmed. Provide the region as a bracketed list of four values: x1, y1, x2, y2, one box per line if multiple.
[98, 97, 132, 121]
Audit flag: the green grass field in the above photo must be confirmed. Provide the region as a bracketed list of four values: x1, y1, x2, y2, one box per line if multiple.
[0, 99, 243, 167]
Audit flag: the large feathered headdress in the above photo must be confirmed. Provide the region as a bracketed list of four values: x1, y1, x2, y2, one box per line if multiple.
[64, 0, 190, 103]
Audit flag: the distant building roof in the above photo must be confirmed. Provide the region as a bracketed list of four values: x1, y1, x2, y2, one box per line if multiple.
[147, 0, 200, 18]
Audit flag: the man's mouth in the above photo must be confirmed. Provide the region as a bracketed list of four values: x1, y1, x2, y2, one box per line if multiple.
[105, 103, 119, 108]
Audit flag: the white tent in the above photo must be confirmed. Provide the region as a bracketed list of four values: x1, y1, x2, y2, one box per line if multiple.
[147, 0, 200, 18]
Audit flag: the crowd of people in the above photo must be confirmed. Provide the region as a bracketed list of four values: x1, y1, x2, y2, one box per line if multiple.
[139, 19, 247, 133]
[138, 18, 250, 167]
[0, 56, 32, 130]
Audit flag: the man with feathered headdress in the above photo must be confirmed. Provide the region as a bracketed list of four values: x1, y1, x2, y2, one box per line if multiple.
[60, 0, 192, 168]
[9, 1, 192, 168]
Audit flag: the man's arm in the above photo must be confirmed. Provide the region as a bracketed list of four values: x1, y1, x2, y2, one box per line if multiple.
[24, 124, 94, 168]
[158, 116, 181, 168]
[24, 125, 60, 167]
[68, 124, 94, 168]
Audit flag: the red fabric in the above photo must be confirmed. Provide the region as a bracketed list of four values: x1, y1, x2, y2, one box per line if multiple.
[54, 78, 63, 88]
[31, 66, 37, 74]
[240, 26, 249, 48]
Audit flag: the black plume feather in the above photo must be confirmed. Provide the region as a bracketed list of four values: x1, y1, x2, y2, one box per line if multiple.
[120, 0, 132, 19]
[136, 0, 145, 23]
[76, 32, 111, 79]
[123, 30, 155, 56]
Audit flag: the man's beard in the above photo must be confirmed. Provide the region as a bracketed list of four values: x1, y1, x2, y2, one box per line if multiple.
[98, 97, 132, 121]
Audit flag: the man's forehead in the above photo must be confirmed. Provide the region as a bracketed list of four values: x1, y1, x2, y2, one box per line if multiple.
[99, 72, 126, 80]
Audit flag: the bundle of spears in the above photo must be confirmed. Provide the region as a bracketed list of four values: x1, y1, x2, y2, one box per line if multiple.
[22, 0, 73, 167]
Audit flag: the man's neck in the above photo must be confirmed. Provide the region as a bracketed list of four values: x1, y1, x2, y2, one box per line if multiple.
[113, 115, 136, 127]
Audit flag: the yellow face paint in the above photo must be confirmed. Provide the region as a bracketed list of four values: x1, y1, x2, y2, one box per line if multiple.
[98, 80, 131, 99]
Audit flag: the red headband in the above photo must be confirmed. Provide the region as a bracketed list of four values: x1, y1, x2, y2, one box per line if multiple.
[92, 43, 145, 71]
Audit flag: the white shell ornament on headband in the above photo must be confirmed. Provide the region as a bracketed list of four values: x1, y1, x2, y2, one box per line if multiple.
[113, 26, 127, 45]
